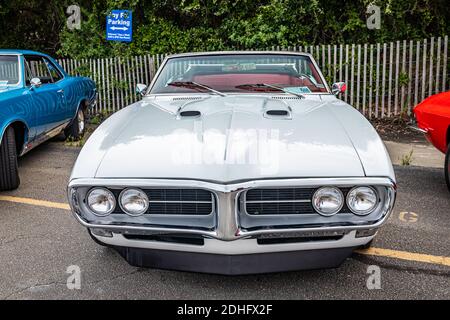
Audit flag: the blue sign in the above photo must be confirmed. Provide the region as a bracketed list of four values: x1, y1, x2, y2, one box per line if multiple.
[106, 10, 132, 42]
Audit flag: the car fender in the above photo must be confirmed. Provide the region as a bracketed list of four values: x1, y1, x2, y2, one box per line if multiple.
[0, 117, 30, 153]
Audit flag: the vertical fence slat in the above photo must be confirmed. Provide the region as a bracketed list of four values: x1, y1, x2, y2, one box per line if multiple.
[428, 37, 434, 97]
[369, 44, 374, 119]
[333, 45, 337, 84]
[407, 40, 413, 113]
[375, 43, 381, 118]
[421, 38, 427, 101]
[381, 43, 387, 117]
[339, 44, 343, 82]
[362, 43, 367, 115]
[442, 35, 448, 92]
[387, 42, 394, 117]
[435, 37, 441, 94]
[414, 40, 420, 107]
[400, 40, 407, 115]
[394, 40, 400, 115]
[327, 45, 331, 83]
[350, 44, 355, 106]
[344, 44, 349, 102]
[356, 44, 361, 110]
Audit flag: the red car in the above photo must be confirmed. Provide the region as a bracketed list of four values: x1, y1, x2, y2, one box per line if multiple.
[413, 91, 450, 191]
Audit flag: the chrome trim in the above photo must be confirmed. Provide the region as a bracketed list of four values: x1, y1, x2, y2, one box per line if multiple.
[93, 230, 375, 255]
[68, 177, 396, 241]
[244, 199, 311, 204]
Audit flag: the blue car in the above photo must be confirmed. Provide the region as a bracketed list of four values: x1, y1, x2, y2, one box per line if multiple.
[0, 50, 97, 191]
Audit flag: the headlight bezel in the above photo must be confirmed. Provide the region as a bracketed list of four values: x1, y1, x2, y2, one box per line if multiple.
[119, 188, 149, 217]
[86, 187, 116, 217]
[312, 186, 345, 217]
[346, 186, 379, 216]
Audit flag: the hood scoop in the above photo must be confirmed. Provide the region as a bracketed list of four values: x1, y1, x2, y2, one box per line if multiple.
[263, 99, 292, 119]
[179, 110, 201, 118]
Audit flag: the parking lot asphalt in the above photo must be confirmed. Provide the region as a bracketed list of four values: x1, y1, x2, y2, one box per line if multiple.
[0, 139, 449, 300]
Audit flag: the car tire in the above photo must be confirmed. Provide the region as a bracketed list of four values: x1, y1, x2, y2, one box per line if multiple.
[0, 126, 20, 191]
[64, 107, 86, 140]
[87, 228, 108, 247]
[445, 144, 450, 192]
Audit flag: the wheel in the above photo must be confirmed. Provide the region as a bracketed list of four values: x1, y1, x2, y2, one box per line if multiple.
[87, 228, 108, 247]
[445, 144, 450, 192]
[64, 108, 86, 140]
[0, 126, 20, 191]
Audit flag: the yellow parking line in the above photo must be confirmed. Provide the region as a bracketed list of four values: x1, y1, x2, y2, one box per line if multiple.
[0, 195, 449, 267]
[355, 247, 450, 267]
[0, 195, 70, 210]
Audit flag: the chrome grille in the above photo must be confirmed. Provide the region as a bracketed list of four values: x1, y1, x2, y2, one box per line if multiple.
[244, 188, 315, 215]
[113, 189, 214, 215]
[243, 187, 351, 215]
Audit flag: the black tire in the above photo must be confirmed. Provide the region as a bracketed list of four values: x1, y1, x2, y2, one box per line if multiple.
[0, 126, 20, 191]
[64, 107, 86, 140]
[87, 228, 108, 247]
[445, 144, 450, 192]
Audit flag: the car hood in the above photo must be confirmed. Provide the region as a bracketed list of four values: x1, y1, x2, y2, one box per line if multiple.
[72, 95, 394, 183]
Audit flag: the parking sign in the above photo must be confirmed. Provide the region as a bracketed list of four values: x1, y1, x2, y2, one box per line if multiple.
[106, 10, 132, 42]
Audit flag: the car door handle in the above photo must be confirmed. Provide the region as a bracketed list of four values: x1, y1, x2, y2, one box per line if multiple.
[57, 89, 64, 94]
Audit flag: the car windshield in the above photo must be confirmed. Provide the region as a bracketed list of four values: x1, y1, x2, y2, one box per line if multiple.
[0, 55, 20, 86]
[149, 54, 328, 95]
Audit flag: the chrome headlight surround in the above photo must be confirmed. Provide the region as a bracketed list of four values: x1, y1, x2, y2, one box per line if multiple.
[86, 187, 116, 217]
[119, 188, 149, 216]
[312, 186, 344, 217]
[346, 186, 378, 216]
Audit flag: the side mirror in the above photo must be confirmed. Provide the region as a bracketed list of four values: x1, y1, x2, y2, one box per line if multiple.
[136, 84, 147, 96]
[30, 78, 42, 89]
[332, 82, 346, 96]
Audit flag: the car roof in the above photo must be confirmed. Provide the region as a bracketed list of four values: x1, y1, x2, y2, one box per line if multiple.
[0, 49, 49, 56]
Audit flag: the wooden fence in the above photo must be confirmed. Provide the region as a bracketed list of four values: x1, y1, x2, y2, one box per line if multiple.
[57, 36, 449, 119]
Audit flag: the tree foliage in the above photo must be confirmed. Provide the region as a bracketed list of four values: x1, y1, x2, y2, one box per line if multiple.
[0, 0, 448, 58]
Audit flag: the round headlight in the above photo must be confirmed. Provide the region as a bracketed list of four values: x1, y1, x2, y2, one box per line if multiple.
[87, 188, 116, 216]
[347, 186, 378, 215]
[119, 188, 149, 216]
[312, 187, 344, 216]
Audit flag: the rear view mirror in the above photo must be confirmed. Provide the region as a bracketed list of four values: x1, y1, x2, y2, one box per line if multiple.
[332, 82, 346, 96]
[30, 77, 42, 89]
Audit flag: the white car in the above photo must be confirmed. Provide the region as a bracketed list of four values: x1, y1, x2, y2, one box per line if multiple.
[68, 52, 396, 275]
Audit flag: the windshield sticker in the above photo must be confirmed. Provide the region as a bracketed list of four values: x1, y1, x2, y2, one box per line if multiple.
[285, 86, 312, 94]
[222, 63, 256, 72]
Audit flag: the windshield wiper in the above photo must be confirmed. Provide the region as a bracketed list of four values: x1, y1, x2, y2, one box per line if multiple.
[235, 83, 305, 99]
[167, 81, 227, 97]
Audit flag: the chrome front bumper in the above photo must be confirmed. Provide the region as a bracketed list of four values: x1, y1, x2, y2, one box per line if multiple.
[69, 177, 395, 274]
[69, 177, 396, 242]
